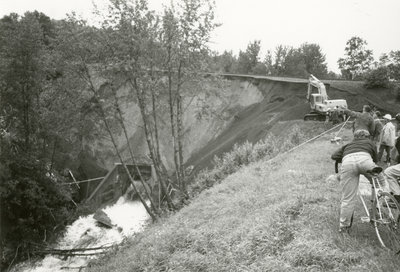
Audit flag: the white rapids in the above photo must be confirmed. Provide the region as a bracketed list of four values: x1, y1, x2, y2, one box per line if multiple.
[12, 196, 150, 272]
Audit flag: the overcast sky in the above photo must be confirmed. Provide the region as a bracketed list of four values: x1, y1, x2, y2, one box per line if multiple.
[1, 0, 399, 72]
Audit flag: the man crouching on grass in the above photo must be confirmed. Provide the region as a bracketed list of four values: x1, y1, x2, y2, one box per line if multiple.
[331, 130, 398, 233]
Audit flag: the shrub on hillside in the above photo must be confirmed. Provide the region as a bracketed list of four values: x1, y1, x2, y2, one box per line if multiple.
[364, 67, 390, 89]
[396, 85, 400, 101]
[0, 153, 76, 268]
[189, 125, 307, 196]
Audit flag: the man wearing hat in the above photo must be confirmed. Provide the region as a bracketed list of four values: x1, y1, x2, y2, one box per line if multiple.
[378, 114, 396, 165]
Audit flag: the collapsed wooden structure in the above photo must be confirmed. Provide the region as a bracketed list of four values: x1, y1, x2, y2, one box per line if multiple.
[70, 156, 156, 207]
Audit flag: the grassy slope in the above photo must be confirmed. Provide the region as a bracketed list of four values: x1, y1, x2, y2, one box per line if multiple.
[88, 126, 400, 272]
[327, 80, 400, 114]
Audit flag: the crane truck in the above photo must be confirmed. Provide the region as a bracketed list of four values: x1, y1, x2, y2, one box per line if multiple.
[304, 74, 348, 121]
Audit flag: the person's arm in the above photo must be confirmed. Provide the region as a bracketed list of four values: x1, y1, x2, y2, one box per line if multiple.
[343, 108, 359, 118]
[390, 124, 396, 146]
[331, 146, 345, 162]
[369, 118, 375, 137]
[370, 141, 378, 162]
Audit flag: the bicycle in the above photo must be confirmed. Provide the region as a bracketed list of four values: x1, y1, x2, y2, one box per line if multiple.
[358, 166, 400, 253]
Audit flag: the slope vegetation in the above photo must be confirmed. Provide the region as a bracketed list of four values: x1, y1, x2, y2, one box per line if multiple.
[88, 125, 400, 271]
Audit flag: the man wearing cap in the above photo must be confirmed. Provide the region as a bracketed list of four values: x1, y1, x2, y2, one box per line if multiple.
[378, 114, 396, 164]
[342, 105, 375, 137]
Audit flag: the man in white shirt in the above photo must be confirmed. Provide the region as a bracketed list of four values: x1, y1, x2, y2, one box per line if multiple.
[378, 114, 396, 165]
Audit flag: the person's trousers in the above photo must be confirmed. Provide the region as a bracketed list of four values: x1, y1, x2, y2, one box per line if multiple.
[339, 152, 383, 228]
[385, 164, 400, 195]
[378, 144, 392, 163]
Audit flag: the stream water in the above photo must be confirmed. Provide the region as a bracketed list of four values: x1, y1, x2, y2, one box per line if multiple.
[12, 195, 150, 272]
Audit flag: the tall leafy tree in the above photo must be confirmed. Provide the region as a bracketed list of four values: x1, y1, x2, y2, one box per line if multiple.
[271, 45, 290, 76]
[103, 0, 177, 208]
[54, 12, 161, 218]
[0, 13, 46, 150]
[236, 40, 261, 74]
[215, 50, 237, 73]
[266, 43, 327, 78]
[263, 50, 274, 75]
[0, 12, 78, 268]
[380, 51, 400, 81]
[364, 66, 390, 89]
[338, 36, 374, 80]
[300, 43, 327, 78]
[388, 51, 400, 80]
[282, 48, 307, 77]
[160, 0, 216, 193]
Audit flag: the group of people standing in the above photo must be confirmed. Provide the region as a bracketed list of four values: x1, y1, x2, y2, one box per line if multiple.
[340, 105, 399, 165]
[331, 105, 400, 233]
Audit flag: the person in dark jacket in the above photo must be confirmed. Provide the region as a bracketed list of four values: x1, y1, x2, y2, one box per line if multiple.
[372, 111, 383, 146]
[342, 105, 375, 137]
[395, 113, 400, 160]
[331, 129, 386, 233]
[395, 137, 400, 164]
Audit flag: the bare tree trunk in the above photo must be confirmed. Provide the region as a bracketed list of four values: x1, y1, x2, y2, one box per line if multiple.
[175, 60, 187, 193]
[49, 137, 58, 172]
[112, 88, 159, 215]
[165, 44, 183, 189]
[128, 77, 175, 210]
[22, 84, 30, 150]
[150, 85, 162, 165]
[147, 65, 162, 166]
[176, 94, 186, 193]
[168, 70, 182, 188]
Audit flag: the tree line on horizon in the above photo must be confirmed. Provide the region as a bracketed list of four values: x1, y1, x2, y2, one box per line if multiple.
[0, 0, 399, 269]
[210, 37, 400, 86]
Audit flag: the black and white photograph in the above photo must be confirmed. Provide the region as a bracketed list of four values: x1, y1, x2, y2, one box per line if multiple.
[1, 0, 400, 271]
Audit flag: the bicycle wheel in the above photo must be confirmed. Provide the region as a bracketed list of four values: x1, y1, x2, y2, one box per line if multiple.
[374, 192, 400, 253]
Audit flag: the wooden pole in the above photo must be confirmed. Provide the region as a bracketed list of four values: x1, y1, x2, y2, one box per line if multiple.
[68, 170, 80, 189]
[62, 176, 104, 185]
